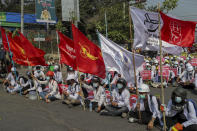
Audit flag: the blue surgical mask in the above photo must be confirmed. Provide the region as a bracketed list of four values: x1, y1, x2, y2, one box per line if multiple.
[140, 94, 146, 99]
[117, 83, 123, 89]
[93, 83, 99, 88]
[46, 76, 50, 81]
[175, 96, 182, 103]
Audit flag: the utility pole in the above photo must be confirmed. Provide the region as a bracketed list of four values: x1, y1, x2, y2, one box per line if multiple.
[21, 0, 24, 34]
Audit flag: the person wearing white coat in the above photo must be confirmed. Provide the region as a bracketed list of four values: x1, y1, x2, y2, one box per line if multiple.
[53, 65, 63, 84]
[62, 74, 81, 107]
[128, 84, 163, 130]
[82, 76, 106, 112]
[162, 88, 197, 131]
[33, 71, 61, 103]
[3, 67, 20, 94]
[100, 78, 130, 117]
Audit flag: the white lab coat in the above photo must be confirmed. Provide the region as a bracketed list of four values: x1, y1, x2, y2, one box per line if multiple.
[111, 88, 131, 111]
[54, 71, 63, 83]
[67, 83, 81, 100]
[83, 84, 106, 106]
[165, 99, 197, 127]
[131, 94, 162, 120]
[38, 79, 61, 99]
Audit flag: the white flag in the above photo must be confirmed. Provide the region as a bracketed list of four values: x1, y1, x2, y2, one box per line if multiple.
[98, 32, 144, 85]
[130, 7, 183, 55]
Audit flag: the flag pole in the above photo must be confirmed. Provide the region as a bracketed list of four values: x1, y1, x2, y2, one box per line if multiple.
[158, 3, 167, 131]
[129, 6, 141, 122]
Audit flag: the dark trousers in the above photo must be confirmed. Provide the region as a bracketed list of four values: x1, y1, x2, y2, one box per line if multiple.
[129, 111, 161, 126]
[103, 105, 129, 116]
[166, 116, 197, 131]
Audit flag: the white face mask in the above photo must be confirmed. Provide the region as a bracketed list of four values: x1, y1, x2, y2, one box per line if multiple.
[93, 83, 99, 88]
[46, 76, 50, 81]
[117, 83, 123, 89]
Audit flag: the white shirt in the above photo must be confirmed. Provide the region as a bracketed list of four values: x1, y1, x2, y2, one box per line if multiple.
[34, 70, 45, 80]
[67, 83, 80, 100]
[112, 88, 130, 110]
[6, 73, 17, 86]
[83, 84, 106, 106]
[165, 99, 197, 127]
[131, 94, 162, 120]
[38, 79, 61, 99]
[54, 71, 63, 83]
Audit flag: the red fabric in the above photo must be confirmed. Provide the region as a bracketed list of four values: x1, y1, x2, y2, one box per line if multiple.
[0, 27, 9, 50]
[4, 30, 47, 66]
[160, 12, 196, 47]
[189, 58, 197, 66]
[140, 70, 152, 80]
[58, 31, 76, 69]
[72, 24, 106, 79]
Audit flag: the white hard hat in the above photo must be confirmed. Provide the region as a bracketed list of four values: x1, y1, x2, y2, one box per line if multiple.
[145, 60, 149, 63]
[138, 84, 150, 93]
[174, 61, 178, 65]
[54, 65, 59, 70]
[187, 66, 193, 72]
[165, 56, 169, 59]
[146, 63, 151, 66]
[11, 67, 16, 72]
[66, 74, 76, 81]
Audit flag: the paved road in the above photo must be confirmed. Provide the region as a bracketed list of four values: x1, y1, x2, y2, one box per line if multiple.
[0, 78, 197, 131]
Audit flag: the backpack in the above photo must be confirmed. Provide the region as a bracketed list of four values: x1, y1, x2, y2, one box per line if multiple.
[150, 94, 161, 111]
[186, 99, 197, 116]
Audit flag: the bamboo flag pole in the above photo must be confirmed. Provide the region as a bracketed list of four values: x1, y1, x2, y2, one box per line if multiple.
[128, 6, 142, 122]
[158, 3, 167, 131]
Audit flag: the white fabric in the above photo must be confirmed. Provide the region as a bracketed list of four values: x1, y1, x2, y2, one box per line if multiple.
[38, 79, 61, 99]
[54, 71, 63, 83]
[130, 7, 183, 55]
[99, 32, 144, 85]
[6, 73, 17, 86]
[83, 84, 106, 106]
[67, 83, 80, 100]
[131, 94, 162, 119]
[166, 99, 197, 127]
[111, 88, 131, 111]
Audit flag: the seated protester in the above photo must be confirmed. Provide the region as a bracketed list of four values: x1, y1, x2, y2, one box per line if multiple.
[162, 88, 197, 131]
[100, 78, 130, 117]
[128, 84, 163, 130]
[34, 65, 46, 91]
[82, 76, 106, 112]
[195, 69, 197, 92]
[62, 74, 81, 108]
[79, 74, 88, 98]
[53, 65, 63, 84]
[179, 65, 194, 84]
[20, 71, 36, 95]
[34, 66, 45, 81]
[33, 71, 61, 103]
[3, 67, 20, 94]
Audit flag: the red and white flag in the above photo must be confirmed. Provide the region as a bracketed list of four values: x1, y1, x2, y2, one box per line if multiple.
[130, 7, 196, 54]
[160, 12, 196, 47]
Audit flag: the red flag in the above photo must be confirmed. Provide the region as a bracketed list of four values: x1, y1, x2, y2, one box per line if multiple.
[0, 27, 9, 50]
[6, 31, 47, 66]
[160, 12, 196, 47]
[72, 24, 106, 78]
[58, 31, 76, 69]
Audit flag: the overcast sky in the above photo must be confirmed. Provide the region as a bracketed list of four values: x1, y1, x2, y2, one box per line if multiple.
[169, 0, 197, 22]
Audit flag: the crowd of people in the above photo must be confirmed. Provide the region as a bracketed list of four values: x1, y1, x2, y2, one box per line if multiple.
[2, 54, 197, 131]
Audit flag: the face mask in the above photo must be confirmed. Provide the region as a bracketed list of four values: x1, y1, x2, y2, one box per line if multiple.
[140, 94, 146, 99]
[117, 83, 123, 89]
[37, 70, 41, 73]
[46, 76, 50, 81]
[93, 83, 99, 88]
[175, 96, 182, 103]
